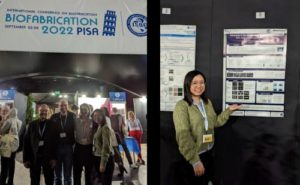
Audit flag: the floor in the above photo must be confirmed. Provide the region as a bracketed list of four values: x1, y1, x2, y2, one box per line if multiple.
[11, 144, 147, 185]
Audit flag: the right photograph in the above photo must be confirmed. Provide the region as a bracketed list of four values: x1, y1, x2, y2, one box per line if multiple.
[160, 1, 300, 185]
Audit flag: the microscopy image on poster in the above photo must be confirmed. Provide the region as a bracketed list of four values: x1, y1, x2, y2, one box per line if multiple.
[223, 29, 287, 117]
[160, 25, 196, 111]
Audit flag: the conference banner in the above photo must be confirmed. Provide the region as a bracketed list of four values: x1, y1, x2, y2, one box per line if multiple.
[0, 0, 147, 54]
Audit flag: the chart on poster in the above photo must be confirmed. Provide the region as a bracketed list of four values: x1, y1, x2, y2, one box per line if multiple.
[223, 29, 287, 117]
[160, 25, 196, 111]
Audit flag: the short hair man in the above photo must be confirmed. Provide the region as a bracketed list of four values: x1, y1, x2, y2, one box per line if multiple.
[23, 104, 57, 185]
[50, 99, 76, 185]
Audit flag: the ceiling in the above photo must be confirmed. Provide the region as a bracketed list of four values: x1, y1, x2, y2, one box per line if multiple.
[0, 51, 147, 103]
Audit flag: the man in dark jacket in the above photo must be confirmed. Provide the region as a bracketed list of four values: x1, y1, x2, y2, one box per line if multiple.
[23, 104, 57, 185]
[50, 99, 76, 185]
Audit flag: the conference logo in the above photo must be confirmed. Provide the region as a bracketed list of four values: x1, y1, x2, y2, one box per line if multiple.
[2, 90, 8, 97]
[126, 14, 147, 37]
[103, 10, 117, 36]
[115, 92, 120, 98]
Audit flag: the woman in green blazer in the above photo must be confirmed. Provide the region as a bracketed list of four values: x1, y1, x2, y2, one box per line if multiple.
[173, 70, 241, 185]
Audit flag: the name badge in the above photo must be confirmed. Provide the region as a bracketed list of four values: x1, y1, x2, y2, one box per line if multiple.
[203, 134, 213, 143]
[60, 132, 67, 138]
[38, 140, 44, 147]
[81, 138, 87, 143]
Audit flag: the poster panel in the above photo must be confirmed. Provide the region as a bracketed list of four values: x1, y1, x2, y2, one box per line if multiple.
[160, 25, 196, 111]
[223, 29, 287, 117]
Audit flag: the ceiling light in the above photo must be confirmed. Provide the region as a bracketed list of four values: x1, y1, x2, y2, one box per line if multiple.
[140, 96, 147, 103]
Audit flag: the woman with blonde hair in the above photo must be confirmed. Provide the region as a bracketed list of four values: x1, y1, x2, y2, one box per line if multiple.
[127, 111, 145, 165]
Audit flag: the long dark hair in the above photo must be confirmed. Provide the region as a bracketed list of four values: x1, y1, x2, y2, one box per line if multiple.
[183, 70, 208, 105]
[91, 109, 107, 126]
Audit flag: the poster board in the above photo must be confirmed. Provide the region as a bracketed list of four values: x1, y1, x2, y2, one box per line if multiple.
[223, 29, 287, 117]
[160, 25, 196, 111]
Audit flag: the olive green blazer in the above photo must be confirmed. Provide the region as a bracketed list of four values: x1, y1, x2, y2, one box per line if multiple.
[173, 99, 232, 165]
[93, 124, 114, 167]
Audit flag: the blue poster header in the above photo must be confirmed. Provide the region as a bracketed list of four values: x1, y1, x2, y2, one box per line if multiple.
[109, 92, 126, 102]
[0, 90, 15, 100]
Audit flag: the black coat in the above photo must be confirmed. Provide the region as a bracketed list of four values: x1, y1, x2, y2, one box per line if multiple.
[23, 119, 58, 163]
[50, 111, 76, 146]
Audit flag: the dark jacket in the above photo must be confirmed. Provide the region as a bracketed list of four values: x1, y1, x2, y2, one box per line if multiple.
[23, 119, 58, 163]
[50, 111, 76, 146]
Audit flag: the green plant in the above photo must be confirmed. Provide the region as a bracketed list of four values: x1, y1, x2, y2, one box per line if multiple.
[26, 94, 35, 125]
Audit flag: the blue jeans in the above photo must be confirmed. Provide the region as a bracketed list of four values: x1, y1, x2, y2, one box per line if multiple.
[54, 144, 73, 185]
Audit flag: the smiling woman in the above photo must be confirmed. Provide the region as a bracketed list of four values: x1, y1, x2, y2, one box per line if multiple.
[172, 70, 241, 185]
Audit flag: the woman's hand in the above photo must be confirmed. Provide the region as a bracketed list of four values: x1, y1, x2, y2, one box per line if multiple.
[228, 104, 242, 111]
[100, 164, 106, 173]
[194, 161, 205, 176]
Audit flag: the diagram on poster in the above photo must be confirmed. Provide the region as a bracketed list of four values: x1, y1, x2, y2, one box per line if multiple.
[160, 25, 196, 111]
[223, 29, 287, 117]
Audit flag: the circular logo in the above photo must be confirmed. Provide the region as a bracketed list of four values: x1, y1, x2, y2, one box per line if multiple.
[127, 14, 147, 37]
[115, 92, 120, 98]
[2, 90, 8, 96]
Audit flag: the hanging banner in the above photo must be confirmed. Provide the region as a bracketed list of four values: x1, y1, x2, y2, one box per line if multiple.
[0, 90, 15, 100]
[0, 0, 147, 54]
[109, 92, 126, 102]
[223, 29, 287, 117]
[160, 25, 196, 111]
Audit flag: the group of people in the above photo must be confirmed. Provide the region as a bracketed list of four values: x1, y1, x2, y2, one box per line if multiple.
[0, 99, 145, 185]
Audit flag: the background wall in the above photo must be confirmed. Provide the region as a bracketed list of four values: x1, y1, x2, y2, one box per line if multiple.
[160, 0, 300, 184]
[133, 98, 147, 143]
[14, 91, 27, 124]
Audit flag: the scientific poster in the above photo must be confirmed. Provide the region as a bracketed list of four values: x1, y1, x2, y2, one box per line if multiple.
[223, 29, 287, 117]
[160, 25, 196, 111]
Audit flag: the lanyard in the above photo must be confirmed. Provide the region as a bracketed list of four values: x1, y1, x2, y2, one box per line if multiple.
[39, 121, 46, 137]
[60, 114, 68, 130]
[198, 100, 208, 131]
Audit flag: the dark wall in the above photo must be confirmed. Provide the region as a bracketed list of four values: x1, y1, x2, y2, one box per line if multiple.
[160, 0, 300, 184]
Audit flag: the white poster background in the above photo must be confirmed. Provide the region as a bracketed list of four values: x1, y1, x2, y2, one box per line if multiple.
[223, 29, 287, 117]
[160, 25, 196, 111]
[0, 0, 146, 54]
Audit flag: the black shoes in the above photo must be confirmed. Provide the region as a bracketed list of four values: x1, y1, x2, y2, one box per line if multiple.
[117, 165, 128, 177]
[137, 159, 145, 165]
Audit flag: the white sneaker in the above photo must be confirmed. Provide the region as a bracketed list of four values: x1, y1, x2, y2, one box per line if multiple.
[130, 164, 138, 169]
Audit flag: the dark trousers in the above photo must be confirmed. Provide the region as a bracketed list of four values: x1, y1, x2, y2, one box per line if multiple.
[180, 149, 214, 185]
[93, 156, 114, 185]
[0, 152, 16, 185]
[73, 143, 93, 185]
[54, 144, 73, 185]
[30, 154, 54, 185]
[115, 133, 133, 165]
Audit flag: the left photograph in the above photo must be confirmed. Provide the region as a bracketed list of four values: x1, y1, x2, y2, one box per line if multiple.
[0, 0, 147, 185]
